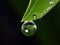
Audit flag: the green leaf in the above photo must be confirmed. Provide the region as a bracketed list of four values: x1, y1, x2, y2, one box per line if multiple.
[21, 0, 59, 22]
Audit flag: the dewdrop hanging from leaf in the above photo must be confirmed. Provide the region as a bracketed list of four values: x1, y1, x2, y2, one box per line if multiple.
[21, 21, 37, 36]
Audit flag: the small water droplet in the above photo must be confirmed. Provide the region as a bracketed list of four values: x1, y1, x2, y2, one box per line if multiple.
[33, 13, 37, 19]
[41, 13, 43, 15]
[49, 0, 54, 5]
[43, 11, 46, 14]
[46, 6, 51, 11]
[21, 21, 37, 36]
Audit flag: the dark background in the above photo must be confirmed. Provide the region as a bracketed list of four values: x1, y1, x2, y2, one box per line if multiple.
[0, 0, 40, 45]
[0, 0, 60, 45]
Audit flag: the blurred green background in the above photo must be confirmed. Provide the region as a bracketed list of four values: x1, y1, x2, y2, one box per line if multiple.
[9, 0, 60, 45]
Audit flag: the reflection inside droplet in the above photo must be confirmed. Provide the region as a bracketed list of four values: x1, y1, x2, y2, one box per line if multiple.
[25, 29, 29, 33]
[21, 21, 37, 36]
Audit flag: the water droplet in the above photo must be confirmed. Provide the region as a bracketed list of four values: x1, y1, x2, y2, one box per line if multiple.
[41, 13, 43, 15]
[21, 21, 37, 36]
[46, 7, 51, 11]
[33, 13, 37, 19]
[49, 0, 54, 5]
[43, 11, 46, 14]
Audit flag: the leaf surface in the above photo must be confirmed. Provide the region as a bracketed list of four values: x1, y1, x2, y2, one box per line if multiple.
[21, 0, 59, 22]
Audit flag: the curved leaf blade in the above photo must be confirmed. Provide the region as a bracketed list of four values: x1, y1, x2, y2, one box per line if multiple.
[21, 0, 59, 22]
